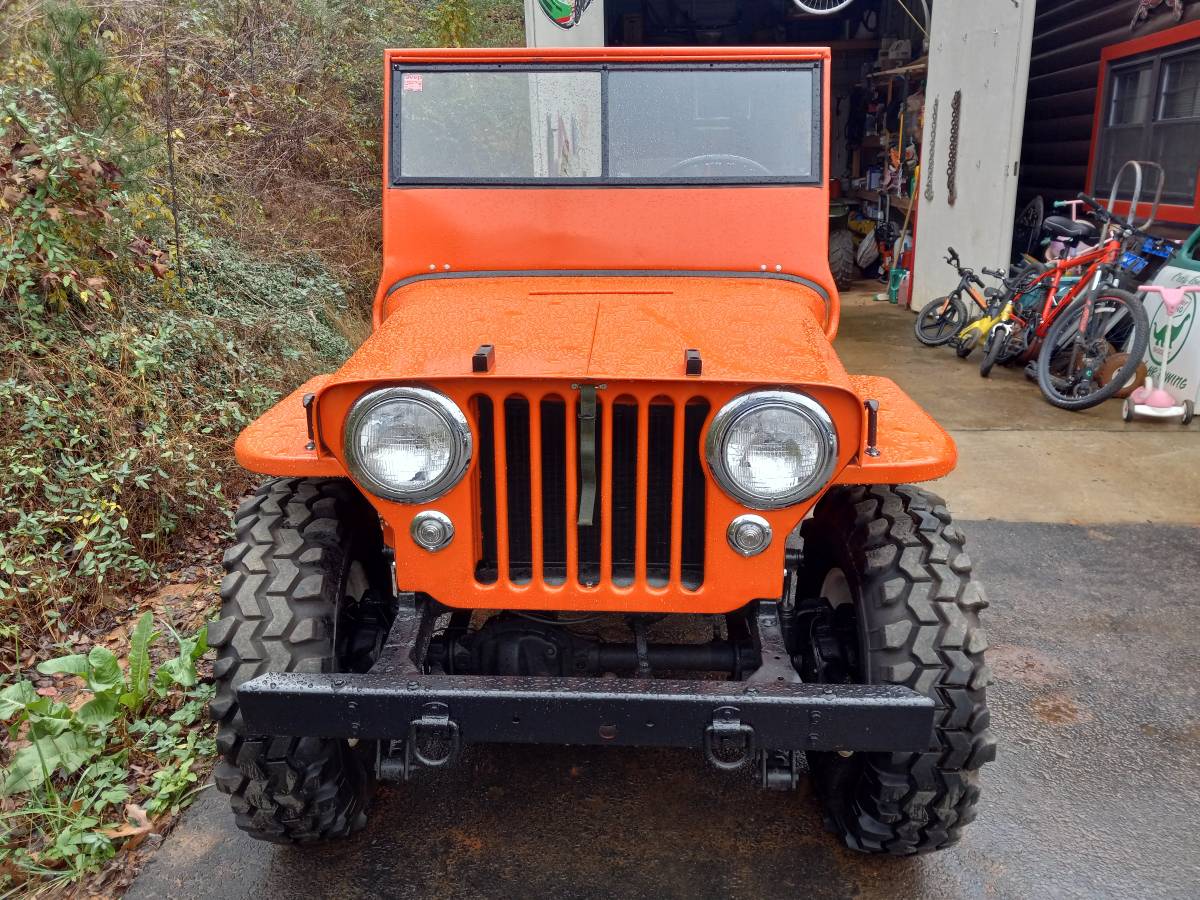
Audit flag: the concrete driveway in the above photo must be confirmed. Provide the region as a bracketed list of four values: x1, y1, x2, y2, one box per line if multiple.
[128, 299, 1200, 899]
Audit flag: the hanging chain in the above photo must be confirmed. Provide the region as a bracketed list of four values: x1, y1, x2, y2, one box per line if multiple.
[947, 90, 962, 206]
[924, 97, 938, 202]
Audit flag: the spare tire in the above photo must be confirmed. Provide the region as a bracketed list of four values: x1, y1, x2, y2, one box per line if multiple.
[829, 228, 857, 288]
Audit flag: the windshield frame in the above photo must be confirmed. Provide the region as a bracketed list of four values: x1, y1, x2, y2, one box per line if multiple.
[387, 61, 823, 188]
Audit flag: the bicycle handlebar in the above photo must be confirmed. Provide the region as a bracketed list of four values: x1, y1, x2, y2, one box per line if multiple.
[1076, 192, 1157, 242]
[944, 246, 968, 276]
[1076, 193, 1108, 218]
[980, 267, 1006, 279]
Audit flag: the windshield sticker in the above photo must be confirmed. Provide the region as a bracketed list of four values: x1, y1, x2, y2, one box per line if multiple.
[538, 0, 593, 30]
[402, 73, 423, 92]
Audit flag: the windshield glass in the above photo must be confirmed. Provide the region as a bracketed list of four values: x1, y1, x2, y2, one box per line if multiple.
[391, 64, 819, 184]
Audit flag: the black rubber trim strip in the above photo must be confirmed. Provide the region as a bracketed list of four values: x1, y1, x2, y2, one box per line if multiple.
[382, 269, 831, 325]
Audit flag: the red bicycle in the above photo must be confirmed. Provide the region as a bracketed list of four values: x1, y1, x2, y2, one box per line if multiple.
[987, 194, 1152, 411]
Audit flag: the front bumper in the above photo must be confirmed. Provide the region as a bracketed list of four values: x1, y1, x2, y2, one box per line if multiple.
[237, 600, 935, 758]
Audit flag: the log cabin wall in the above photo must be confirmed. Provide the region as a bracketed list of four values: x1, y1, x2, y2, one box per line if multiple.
[1018, 0, 1200, 213]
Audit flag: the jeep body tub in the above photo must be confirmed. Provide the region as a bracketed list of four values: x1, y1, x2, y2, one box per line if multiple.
[213, 48, 991, 854]
[237, 47, 955, 617]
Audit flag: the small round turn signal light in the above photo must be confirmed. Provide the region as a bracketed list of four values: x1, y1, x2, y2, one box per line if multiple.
[411, 511, 454, 551]
[727, 514, 772, 557]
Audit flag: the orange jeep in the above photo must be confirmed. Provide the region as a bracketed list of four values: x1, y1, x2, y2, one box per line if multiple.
[212, 46, 995, 855]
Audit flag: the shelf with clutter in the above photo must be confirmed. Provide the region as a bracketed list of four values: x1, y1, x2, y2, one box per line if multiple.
[831, 36, 927, 303]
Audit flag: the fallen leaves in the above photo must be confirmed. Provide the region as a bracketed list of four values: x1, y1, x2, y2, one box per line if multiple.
[100, 804, 154, 850]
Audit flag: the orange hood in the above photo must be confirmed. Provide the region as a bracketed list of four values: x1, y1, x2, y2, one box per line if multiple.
[329, 274, 846, 392]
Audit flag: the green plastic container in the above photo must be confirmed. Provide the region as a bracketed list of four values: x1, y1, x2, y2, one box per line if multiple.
[1143, 224, 1200, 405]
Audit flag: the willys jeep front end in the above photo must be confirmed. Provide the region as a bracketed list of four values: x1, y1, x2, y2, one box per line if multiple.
[212, 47, 995, 855]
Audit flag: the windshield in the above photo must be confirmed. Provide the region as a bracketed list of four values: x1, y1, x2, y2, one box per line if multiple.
[391, 64, 819, 185]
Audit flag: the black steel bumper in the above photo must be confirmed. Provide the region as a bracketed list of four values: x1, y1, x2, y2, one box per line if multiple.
[238, 671, 932, 751]
[236, 600, 935, 755]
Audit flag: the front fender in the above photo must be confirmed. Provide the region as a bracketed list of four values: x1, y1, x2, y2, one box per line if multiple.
[234, 376, 345, 478]
[836, 375, 957, 484]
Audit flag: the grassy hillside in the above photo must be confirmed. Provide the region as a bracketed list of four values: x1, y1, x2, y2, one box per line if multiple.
[0, 0, 522, 892]
[0, 0, 522, 665]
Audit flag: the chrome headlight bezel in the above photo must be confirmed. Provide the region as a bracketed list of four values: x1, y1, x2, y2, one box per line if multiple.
[705, 390, 838, 510]
[344, 386, 472, 503]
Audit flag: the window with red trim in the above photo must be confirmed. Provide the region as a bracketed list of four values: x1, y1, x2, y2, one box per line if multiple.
[1095, 42, 1200, 203]
[1088, 20, 1200, 225]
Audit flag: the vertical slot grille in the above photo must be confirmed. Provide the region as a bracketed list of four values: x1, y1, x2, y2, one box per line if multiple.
[502, 397, 532, 584]
[540, 397, 568, 585]
[473, 389, 707, 593]
[681, 399, 710, 590]
[645, 400, 675, 587]
[473, 396, 498, 584]
[610, 400, 638, 586]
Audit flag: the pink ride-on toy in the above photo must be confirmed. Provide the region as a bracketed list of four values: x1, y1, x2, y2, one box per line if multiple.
[1125, 285, 1197, 424]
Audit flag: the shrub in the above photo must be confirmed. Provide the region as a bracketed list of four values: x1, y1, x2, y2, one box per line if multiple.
[0, 89, 353, 642]
[0, 85, 138, 317]
[0, 242, 352, 638]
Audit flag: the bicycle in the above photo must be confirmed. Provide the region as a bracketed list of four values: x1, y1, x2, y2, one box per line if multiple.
[952, 274, 1018, 360]
[1025, 193, 1154, 410]
[793, 0, 930, 31]
[913, 247, 1004, 347]
[977, 261, 1047, 377]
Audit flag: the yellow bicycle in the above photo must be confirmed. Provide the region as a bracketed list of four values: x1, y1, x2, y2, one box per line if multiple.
[953, 281, 1009, 359]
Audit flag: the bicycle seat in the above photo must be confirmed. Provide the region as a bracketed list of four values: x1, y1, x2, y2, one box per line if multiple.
[1042, 215, 1098, 241]
[984, 287, 1004, 300]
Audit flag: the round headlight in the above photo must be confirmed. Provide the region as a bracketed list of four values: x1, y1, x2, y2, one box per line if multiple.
[706, 390, 837, 509]
[344, 387, 472, 502]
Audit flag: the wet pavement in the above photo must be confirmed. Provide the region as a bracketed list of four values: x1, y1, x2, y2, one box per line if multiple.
[128, 519, 1200, 900]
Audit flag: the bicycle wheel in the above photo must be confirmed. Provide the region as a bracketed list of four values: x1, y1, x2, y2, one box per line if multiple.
[915, 295, 968, 346]
[791, 0, 856, 13]
[1035, 289, 1149, 411]
[979, 328, 1007, 378]
[956, 330, 980, 359]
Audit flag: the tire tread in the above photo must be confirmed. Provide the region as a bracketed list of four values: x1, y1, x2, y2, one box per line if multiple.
[800, 484, 996, 855]
[209, 477, 377, 844]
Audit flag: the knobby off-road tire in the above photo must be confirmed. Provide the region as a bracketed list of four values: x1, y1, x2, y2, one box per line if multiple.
[209, 477, 393, 843]
[798, 485, 996, 855]
[829, 228, 858, 289]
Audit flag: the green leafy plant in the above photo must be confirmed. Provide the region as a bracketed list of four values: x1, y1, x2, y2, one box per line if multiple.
[0, 615, 213, 889]
[125, 611, 158, 708]
[155, 620, 208, 694]
[0, 614, 202, 796]
[0, 86, 134, 318]
[0, 677, 102, 796]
